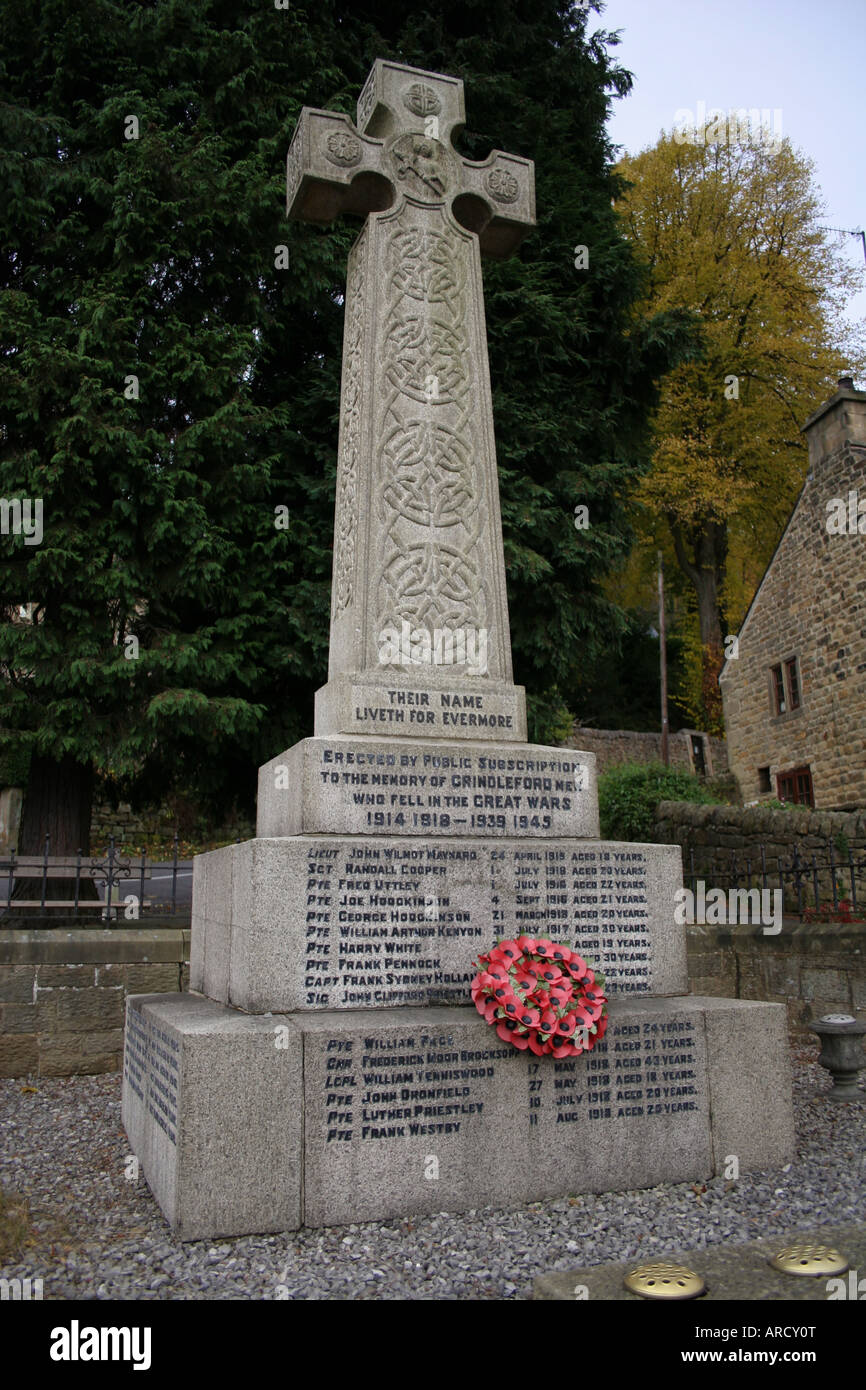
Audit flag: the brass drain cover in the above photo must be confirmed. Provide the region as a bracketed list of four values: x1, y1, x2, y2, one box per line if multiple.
[624, 1261, 705, 1299]
[770, 1243, 848, 1276]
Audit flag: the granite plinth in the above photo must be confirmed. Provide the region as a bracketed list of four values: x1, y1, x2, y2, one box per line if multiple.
[314, 675, 528, 742]
[256, 735, 597, 839]
[121, 994, 302, 1240]
[122, 993, 794, 1237]
[191, 835, 686, 1013]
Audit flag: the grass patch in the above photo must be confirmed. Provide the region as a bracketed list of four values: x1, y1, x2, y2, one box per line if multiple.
[0, 1186, 33, 1262]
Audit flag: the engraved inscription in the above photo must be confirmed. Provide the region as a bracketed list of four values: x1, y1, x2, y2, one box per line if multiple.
[320, 1019, 703, 1148]
[301, 840, 656, 1009]
[349, 683, 519, 736]
[550, 1019, 699, 1122]
[313, 743, 589, 837]
[124, 1008, 179, 1146]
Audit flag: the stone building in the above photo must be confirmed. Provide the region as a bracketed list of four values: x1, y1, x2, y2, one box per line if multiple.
[720, 376, 866, 810]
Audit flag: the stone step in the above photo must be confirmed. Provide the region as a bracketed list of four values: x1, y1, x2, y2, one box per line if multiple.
[122, 993, 793, 1240]
[191, 835, 686, 1012]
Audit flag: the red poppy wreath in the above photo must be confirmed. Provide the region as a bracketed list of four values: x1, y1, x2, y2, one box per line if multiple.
[471, 936, 608, 1058]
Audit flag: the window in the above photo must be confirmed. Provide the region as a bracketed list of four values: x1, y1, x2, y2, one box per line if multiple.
[777, 766, 814, 807]
[785, 657, 801, 710]
[758, 766, 772, 793]
[770, 657, 802, 715]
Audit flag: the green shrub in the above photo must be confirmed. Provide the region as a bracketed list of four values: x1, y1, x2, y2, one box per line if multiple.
[0, 737, 31, 789]
[598, 761, 722, 841]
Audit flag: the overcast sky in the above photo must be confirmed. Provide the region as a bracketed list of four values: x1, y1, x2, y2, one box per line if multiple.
[599, 0, 866, 340]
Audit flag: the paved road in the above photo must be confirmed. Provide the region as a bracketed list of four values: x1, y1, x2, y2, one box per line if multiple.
[96, 860, 194, 911]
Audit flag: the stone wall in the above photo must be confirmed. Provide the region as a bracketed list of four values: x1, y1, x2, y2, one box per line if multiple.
[687, 922, 866, 1035]
[655, 800, 865, 872]
[566, 727, 728, 777]
[655, 800, 866, 919]
[0, 927, 189, 1077]
[719, 381, 866, 810]
[89, 801, 253, 849]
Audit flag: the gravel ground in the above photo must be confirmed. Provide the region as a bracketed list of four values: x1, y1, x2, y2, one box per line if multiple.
[1, 1039, 863, 1300]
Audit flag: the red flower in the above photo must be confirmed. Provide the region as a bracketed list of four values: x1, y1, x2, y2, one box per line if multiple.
[497, 1020, 530, 1049]
[514, 966, 539, 993]
[536, 963, 563, 986]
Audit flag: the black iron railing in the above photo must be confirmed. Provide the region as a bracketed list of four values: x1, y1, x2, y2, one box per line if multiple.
[0, 833, 186, 922]
[684, 840, 866, 918]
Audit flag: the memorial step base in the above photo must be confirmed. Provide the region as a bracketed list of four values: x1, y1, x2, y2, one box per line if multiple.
[190, 835, 687, 1013]
[122, 993, 794, 1241]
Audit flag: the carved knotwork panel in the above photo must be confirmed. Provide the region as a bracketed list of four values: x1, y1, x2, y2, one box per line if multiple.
[374, 207, 489, 666]
[332, 227, 367, 618]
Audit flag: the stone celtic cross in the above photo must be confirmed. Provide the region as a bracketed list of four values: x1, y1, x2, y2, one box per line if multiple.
[287, 60, 535, 742]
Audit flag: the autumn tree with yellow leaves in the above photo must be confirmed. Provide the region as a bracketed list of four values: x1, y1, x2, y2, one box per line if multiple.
[615, 125, 865, 729]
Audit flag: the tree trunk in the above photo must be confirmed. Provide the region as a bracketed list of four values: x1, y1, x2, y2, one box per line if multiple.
[668, 518, 727, 732]
[18, 753, 94, 855]
[14, 754, 97, 902]
[668, 519, 726, 652]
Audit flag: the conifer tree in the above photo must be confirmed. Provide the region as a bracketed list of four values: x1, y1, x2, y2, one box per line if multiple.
[0, 0, 688, 851]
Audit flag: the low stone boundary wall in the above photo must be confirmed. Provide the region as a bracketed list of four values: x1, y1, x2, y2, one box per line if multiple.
[687, 921, 866, 1034]
[0, 926, 189, 1077]
[656, 801, 866, 868]
[656, 801, 866, 913]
